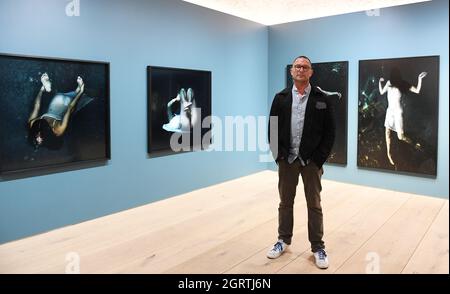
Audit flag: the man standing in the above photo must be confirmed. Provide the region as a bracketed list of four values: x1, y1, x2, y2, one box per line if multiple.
[267, 56, 336, 269]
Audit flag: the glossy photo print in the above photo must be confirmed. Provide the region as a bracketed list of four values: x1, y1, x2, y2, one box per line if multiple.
[0, 54, 110, 175]
[147, 66, 211, 155]
[358, 56, 439, 176]
[287, 61, 348, 165]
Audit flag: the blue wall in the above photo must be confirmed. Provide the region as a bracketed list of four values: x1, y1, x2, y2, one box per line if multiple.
[268, 0, 449, 198]
[0, 0, 268, 243]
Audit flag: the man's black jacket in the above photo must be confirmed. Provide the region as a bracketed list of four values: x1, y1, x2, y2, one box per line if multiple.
[268, 86, 336, 169]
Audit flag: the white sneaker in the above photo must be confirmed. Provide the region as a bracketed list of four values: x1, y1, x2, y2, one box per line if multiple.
[266, 240, 288, 259]
[313, 249, 329, 269]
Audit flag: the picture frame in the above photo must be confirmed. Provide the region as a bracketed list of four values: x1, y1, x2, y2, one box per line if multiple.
[147, 66, 212, 155]
[358, 55, 439, 177]
[0, 53, 111, 175]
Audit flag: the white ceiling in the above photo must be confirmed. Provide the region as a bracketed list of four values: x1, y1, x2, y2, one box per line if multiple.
[182, 0, 431, 25]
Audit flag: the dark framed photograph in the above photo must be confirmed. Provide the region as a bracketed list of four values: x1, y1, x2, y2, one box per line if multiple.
[358, 56, 439, 176]
[0, 53, 110, 175]
[147, 66, 212, 155]
[287, 61, 348, 165]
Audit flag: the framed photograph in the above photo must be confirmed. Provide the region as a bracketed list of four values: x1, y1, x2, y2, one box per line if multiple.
[287, 61, 348, 165]
[358, 56, 439, 177]
[0, 53, 110, 175]
[147, 66, 212, 155]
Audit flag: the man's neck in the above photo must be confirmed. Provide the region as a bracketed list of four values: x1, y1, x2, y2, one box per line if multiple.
[294, 81, 309, 95]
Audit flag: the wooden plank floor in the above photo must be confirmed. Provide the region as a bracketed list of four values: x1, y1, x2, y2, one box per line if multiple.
[0, 171, 448, 274]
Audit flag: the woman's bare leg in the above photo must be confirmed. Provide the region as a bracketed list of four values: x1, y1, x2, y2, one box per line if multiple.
[385, 128, 395, 165]
[397, 131, 412, 144]
[53, 76, 84, 136]
[28, 73, 51, 127]
[397, 132, 423, 151]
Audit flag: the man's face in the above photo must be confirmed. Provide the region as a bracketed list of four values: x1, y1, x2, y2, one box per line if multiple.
[291, 57, 313, 84]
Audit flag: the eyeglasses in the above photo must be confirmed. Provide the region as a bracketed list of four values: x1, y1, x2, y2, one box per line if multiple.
[293, 65, 311, 71]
